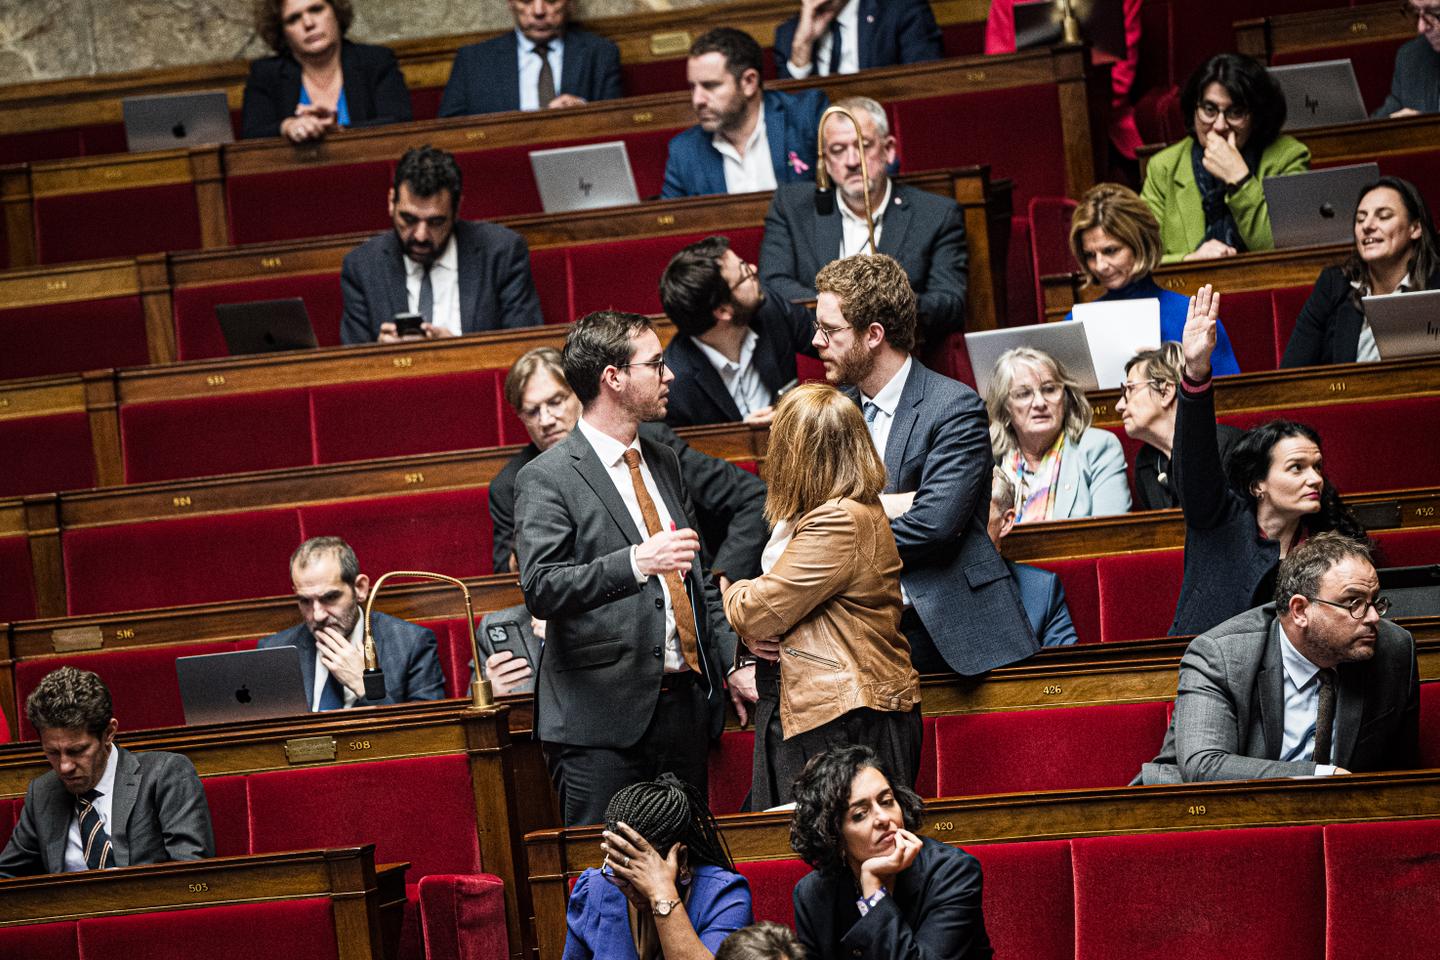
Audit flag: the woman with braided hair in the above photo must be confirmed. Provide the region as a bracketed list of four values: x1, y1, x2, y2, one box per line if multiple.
[563, 774, 753, 960]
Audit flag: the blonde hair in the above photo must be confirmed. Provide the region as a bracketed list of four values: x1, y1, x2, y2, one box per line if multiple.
[985, 347, 1094, 459]
[762, 383, 886, 526]
[1069, 183, 1163, 289]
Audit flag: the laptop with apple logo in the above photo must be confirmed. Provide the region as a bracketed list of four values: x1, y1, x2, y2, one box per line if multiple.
[122, 90, 235, 154]
[176, 646, 310, 726]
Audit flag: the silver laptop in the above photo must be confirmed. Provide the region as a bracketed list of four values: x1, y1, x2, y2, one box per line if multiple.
[216, 297, 318, 356]
[966, 320, 1100, 398]
[122, 90, 235, 153]
[1269, 60, 1368, 131]
[529, 141, 640, 213]
[1264, 163, 1379, 249]
[1361, 289, 1440, 360]
[176, 646, 310, 726]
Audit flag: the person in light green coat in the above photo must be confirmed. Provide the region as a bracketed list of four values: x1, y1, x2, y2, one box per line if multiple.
[1142, 53, 1309, 263]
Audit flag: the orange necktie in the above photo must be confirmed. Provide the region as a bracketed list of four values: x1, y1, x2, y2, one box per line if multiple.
[622, 449, 701, 674]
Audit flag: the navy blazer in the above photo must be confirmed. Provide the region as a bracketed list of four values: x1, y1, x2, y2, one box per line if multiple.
[257, 611, 447, 707]
[1281, 265, 1440, 368]
[1373, 35, 1440, 118]
[761, 180, 969, 337]
[241, 41, 412, 139]
[662, 288, 815, 427]
[773, 0, 943, 78]
[438, 28, 622, 117]
[1008, 561, 1078, 647]
[339, 219, 544, 343]
[661, 89, 829, 198]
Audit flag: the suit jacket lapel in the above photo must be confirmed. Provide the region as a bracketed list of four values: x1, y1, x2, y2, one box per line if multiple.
[1051, 440, 1081, 518]
[44, 781, 69, 873]
[1258, 626, 1285, 760]
[456, 223, 481, 332]
[109, 747, 141, 866]
[857, 0, 878, 69]
[676, 336, 743, 422]
[499, 35, 521, 114]
[382, 233, 410, 323]
[876, 189, 913, 261]
[559, 33, 583, 97]
[766, 92, 790, 183]
[750, 320, 787, 396]
[884, 362, 923, 488]
[567, 434, 643, 543]
[279, 57, 303, 121]
[1332, 662, 1366, 767]
[814, 204, 843, 274]
[337, 42, 369, 123]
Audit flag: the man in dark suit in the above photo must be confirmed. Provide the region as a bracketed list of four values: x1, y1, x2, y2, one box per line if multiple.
[257, 537, 446, 710]
[1372, 6, 1440, 118]
[662, 28, 828, 199]
[1137, 533, 1419, 784]
[438, 0, 622, 117]
[514, 311, 745, 826]
[340, 146, 543, 344]
[812, 253, 1037, 676]
[774, 0, 943, 80]
[658, 234, 815, 427]
[0, 667, 214, 878]
[760, 95, 969, 339]
[987, 468, 1078, 647]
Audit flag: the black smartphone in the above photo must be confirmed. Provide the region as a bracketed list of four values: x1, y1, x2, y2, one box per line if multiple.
[393, 311, 425, 338]
[484, 621, 531, 669]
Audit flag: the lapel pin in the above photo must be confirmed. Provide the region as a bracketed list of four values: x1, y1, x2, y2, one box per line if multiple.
[867, 14, 875, 22]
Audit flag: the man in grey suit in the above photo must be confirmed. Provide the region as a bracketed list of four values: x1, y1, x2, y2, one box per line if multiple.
[813, 254, 1037, 676]
[1372, 4, 1440, 118]
[258, 537, 447, 710]
[340, 146, 543, 344]
[0, 667, 214, 878]
[1137, 533, 1419, 785]
[760, 95, 969, 340]
[514, 310, 744, 826]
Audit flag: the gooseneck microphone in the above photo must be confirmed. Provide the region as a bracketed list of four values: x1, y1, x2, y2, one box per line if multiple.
[361, 570, 493, 707]
[814, 104, 879, 253]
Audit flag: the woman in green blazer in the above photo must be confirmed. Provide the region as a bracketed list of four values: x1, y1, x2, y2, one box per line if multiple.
[1141, 53, 1309, 263]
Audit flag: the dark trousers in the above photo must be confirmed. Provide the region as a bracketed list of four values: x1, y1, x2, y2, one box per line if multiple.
[543, 674, 711, 827]
[901, 606, 953, 675]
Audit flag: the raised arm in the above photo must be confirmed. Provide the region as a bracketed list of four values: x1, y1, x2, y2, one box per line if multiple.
[1173, 285, 1237, 530]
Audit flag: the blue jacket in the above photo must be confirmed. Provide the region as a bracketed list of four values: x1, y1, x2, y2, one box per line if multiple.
[774, 0, 943, 78]
[563, 864, 753, 959]
[257, 611, 446, 708]
[439, 28, 622, 117]
[1008, 561, 1079, 647]
[661, 89, 829, 198]
[1066, 276, 1242, 377]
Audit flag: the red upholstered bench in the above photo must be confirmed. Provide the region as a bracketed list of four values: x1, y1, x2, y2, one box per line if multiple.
[0, 295, 150, 380]
[566, 228, 763, 319]
[34, 183, 203, 265]
[170, 272, 347, 361]
[309, 370, 505, 463]
[1420, 682, 1440, 769]
[119, 388, 315, 483]
[733, 859, 810, 927]
[0, 797, 16, 851]
[201, 774, 253, 858]
[972, 839, 1075, 960]
[1372, 527, 1440, 567]
[79, 899, 339, 960]
[1028, 557, 1101, 644]
[1095, 548, 1184, 642]
[226, 161, 395, 246]
[0, 920, 79, 959]
[0, 411, 97, 498]
[0, 534, 38, 624]
[1323, 818, 1440, 958]
[1270, 284, 1313, 365]
[298, 488, 494, 578]
[1215, 287, 1286, 374]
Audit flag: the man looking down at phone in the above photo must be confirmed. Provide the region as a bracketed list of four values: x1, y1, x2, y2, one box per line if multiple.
[340, 145, 544, 344]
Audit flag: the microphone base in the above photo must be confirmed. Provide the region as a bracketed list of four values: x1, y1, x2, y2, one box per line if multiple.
[362, 669, 387, 701]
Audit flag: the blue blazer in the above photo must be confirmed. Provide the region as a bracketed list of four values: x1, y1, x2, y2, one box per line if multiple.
[562, 864, 753, 959]
[1008, 561, 1078, 647]
[1066, 276, 1241, 377]
[438, 28, 622, 117]
[1374, 35, 1440, 117]
[257, 611, 447, 707]
[774, 0, 943, 78]
[661, 89, 829, 198]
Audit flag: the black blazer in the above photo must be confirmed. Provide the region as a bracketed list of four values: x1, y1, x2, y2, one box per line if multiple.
[1281, 265, 1440, 368]
[662, 289, 815, 427]
[760, 181, 969, 338]
[1134, 423, 1244, 511]
[794, 837, 993, 960]
[1373, 35, 1440, 117]
[256, 611, 447, 707]
[773, 0, 943, 78]
[339, 219, 544, 343]
[438, 28, 622, 117]
[241, 40, 412, 139]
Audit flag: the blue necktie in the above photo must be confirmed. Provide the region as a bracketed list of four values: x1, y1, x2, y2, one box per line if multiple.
[316, 669, 346, 711]
[77, 789, 112, 870]
[828, 20, 843, 75]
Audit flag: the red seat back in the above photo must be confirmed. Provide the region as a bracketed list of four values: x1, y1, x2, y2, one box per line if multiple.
[78, 899, 339, 960]
[1030, 556, 1101, 644]
[0, 921, 78, 960]
[1028, 195, 1078, 325]
[171, 272, 346, 361]
[733, 859, 811, 927]
[1420, 682, 1440, 769]
[1216, 288, 1283, 374]
[1372, 527, 1440, 567]
[310, 370, 504, 463]
[972, 840, 1075, 960]
[0, 412, 95, 498]
[1322, 818, 1440, 959]
[0, 296, 149, 380]
[916, 715, 938, 798]
[0, 535, 36, 624]
[202, 775, 253, 858]
[298, 488, 495, 579]
[226, 162, 394, 246]
[1095, 549, 1184, 642]
[120, 389, 315, 483]
[707, 729, 754, 815]
[35, 184, 202, 265]
[1271, 284, 1315, 366]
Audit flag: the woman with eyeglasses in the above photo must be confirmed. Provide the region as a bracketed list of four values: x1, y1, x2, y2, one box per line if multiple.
[1141, 52, 1308, 262]
[1169, 285, 1366, 637]
[984, 348, 1131, 524]
[1373, 1, 1440, 118]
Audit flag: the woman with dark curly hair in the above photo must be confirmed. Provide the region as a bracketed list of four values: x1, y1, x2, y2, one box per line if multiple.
[789, 745, 992, 960]
[1141, 53, 1308, 262]
[241, 0, 411, 141]
[1170, 285, 1366, 637]
[564, 774, 753, 960]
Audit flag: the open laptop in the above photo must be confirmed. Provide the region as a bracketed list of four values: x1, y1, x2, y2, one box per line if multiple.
[966, 320, 1100, 397]
[1361, 289, 1440, 360]
[529, 141, 640, 213]
[1269, 60, 1368, 131]
[216, 297, 319, 356]
[1264, 162, 1379, 249]
[176, 646, 310, 726]
[1013, 0, 1127, 60]
[123, 90, 235, 153]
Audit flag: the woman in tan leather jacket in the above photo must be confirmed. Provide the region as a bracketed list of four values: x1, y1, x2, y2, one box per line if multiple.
[723, 383, 921, 809]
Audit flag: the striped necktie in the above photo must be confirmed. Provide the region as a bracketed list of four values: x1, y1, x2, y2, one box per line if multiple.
[76, 788, 113, 870]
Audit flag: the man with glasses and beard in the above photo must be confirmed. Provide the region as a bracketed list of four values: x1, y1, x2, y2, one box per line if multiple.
[1374, 1, 1440, 118]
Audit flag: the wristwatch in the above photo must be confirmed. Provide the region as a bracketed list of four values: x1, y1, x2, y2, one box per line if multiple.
[652, 898, 682, 917]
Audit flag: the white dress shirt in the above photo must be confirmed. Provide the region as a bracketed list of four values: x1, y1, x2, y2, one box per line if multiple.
[785, 0, 861, 78]
[64, 743, 120, 872]
[1278, 627, 1340, 775]
[693, 329, 771, 417]
[714, 104, 778, 194]
[311, 617, 366, 710]
[838, 179, 891, 258]
[404, 233, 461, 337]
[1351, 271, 1412, 363]
[576, 417, 685, 671]
[516, 30, 566, 112]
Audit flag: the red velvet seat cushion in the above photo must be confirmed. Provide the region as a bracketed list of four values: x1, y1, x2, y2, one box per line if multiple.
[1372, 527, 1440, 567]
[0, 921, 78, 960]
[120, 390, 315, 483]
[310, 370, 503, 463]
[202, 774, 253, 858]
[1028, 195, 1078, 324]
[1005, 216, 1038, 327]
[1028, 558, 1100, 644]
[1322, 818, 1440, 959]
[63, 509, 302, 615]
[0, 295, 149, 379]
[410, 87, 443, 121]
[707, 730, 754, 815]
[972, 839, 1074, 960]
[1420, 683, 1440, 768]
[246, 755, 483, 878]
[0, 413, 96, 497]
[78, 899, 338, 960]
[0, 797, 16, 850]
[1095, 549, 1184, 642]
[298, 488, 494, 578]
[1072, 825, 1327, 960]
[622, 60, 688, 97]
[1270, 285, 1314, 367]
[916, 715, 938, 798]
[530, 247, 572, 325]
[417, 873, 510, 960]
[226, 162, 393, 245]
[171, 272, 345, 361]
[734, 859, 811, 927]
[1216, 288, 1283, 374]
[415, 617, 469, 698]
[932, 701, 1170, 797]
[35, 183, 203, 264]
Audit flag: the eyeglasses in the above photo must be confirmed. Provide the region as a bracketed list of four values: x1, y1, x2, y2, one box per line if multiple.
[1305, 595, 1393, 619]
[812, 320, 850, 345]
[1402, 2, 1440, 28]
[1196, 100, 1251, 124]
[728, 260, 757, 290]
[1119, 378, 1166, 399]
[1008, 381, 1065, 405]
[619, 357, 668, 374]
[517, 393, 571, 424]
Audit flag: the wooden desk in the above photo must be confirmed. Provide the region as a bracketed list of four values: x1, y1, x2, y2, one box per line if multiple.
[1235, 2, 1414, 65]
